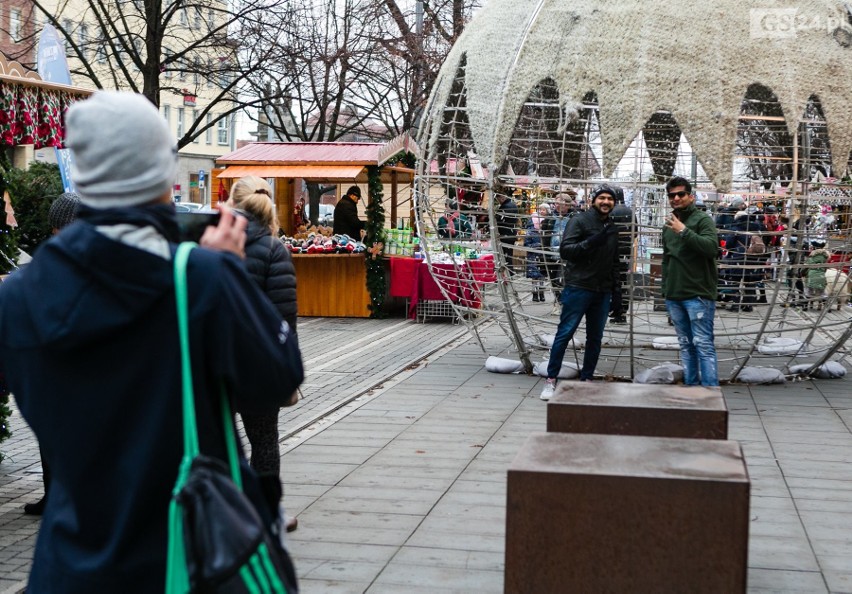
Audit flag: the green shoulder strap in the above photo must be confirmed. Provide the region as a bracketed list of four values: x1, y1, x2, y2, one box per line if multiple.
[167, 242, 252, 593]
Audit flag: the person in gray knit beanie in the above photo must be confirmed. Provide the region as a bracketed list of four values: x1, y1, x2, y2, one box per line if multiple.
[48, 192, 80, 232]
[66, 91, 178, 208]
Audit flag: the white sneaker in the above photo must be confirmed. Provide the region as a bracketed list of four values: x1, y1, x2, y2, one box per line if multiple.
[540, 379, 556, 401]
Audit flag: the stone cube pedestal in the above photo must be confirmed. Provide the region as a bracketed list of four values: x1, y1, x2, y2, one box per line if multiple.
[505, 432, 749, 594]
[547, 382, 728, 439]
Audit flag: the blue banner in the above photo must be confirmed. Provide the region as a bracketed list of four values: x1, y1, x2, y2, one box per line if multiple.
[55, 148, 76, 193]
[37, 24, 72, 85]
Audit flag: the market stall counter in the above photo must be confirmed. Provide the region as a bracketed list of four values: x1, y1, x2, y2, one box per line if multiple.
[389, 254, 496, 319]
[291, 253, 371, 317]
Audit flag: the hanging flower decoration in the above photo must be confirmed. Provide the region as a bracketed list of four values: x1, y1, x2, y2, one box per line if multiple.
[0, 82, 18, 147]
[0, 82, 86, 149]
[368, 241, 384, 260]
[15, 85, 37, 145]
[36, 88, 63, 148]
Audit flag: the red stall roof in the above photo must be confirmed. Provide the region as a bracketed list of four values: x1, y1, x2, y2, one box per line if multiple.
[216, 136, 418, 182]
[217, 142, 384, 166]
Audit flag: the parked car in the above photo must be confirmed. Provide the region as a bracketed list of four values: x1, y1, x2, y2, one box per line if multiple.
[305, 203, 334, 226]
[174, 202, 204, 213]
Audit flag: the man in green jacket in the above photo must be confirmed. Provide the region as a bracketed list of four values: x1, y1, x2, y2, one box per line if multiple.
[661, 176, 720, 386]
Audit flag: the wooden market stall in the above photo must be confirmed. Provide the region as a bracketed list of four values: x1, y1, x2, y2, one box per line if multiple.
[0, 53, 92, 168]
[214, 137, 416, 318]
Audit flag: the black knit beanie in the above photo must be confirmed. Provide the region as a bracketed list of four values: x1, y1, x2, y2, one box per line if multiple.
[591, 184, 619, 201]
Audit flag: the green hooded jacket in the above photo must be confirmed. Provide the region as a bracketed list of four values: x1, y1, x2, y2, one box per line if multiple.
[662, 204, 719, 300]
[806, 249, 829, 290]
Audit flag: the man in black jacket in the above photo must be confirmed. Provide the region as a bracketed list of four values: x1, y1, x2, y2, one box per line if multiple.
[541, 185, 620, 399]
[333, 185, 366, 239]
[608, 187, 635, 324]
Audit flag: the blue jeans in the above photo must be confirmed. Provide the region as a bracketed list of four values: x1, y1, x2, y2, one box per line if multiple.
[547, 286, 611, 381]
[666, 297, 719, 386]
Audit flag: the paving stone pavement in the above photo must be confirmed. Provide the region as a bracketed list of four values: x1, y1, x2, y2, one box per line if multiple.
[2, 316, 852, 592]
[0, 316, 467, 594]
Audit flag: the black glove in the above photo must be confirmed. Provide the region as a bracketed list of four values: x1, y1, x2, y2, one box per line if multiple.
[584, 224, 617, 249]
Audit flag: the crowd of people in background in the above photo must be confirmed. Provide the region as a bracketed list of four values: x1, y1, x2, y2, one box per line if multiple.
[714, 196, 843, 311]
[440, 182, 846, 315]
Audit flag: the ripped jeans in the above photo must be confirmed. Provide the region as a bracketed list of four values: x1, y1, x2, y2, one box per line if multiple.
[666, 297, 719, 386]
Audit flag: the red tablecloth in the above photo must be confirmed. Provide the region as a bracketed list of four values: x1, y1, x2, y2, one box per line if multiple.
[389, 255, 495, 318]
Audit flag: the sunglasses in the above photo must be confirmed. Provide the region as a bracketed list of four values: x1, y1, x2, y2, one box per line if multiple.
[667, 191, 689, 199]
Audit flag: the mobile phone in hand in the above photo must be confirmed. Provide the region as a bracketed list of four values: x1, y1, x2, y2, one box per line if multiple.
[176, 211, 221, 242]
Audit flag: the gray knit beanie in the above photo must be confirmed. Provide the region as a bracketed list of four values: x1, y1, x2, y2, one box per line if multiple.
[48, 192, 81, 230]
[66, 91, 177, 208]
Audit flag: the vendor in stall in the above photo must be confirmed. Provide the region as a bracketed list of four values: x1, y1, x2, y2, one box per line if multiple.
[333, 185, 366, 239]
[438, 198, 474, 239]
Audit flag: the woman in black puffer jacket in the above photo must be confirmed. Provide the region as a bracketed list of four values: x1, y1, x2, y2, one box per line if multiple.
[225, 176, 298, 477]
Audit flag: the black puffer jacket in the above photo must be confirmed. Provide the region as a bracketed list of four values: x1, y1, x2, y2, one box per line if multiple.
[244, 216, 298, 332]
[559, 208, 620, 292]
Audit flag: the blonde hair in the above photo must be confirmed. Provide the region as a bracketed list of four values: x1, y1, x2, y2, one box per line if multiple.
[227, 176, 277, 234]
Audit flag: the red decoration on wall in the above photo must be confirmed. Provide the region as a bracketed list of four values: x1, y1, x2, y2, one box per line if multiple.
[0, 81, 80, 149]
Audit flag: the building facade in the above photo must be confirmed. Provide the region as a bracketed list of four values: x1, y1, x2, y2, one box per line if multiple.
[0, 1, 34, 65]
[11, 1, 237, 205]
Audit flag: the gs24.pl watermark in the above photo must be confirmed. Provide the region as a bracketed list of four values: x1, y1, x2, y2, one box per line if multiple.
[750, 7, 852, 41]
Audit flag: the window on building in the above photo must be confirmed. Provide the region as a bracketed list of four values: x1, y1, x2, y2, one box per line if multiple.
[163, 47, 172, 78]
[178, 56, 186, 81]
[63, 19, 73, 57]
[177, 108, 184, 139]
[217, 117, 229, 145]
[193, 57, 200, 85]
[192, 110, 199, 143]
[163, 105, 171, 128]
[208, 8, 216, 31]
[206, 58, 214, 89]
[10, 9, 21, 42]
[180, 8, 188, 26]
[96, 35, 107, 64]
[194, 7, 202, 30]
[206, 114, 212, 145]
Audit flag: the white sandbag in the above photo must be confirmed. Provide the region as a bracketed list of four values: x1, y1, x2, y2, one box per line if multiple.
[634, 367, 673, 384]
[788, 361, 847, 379]
[735, 366, 786, 384]
[527, 334, 576, 349]
[524, 334, 552, 348]
[652, 336, 681, 350]
[533, 360, 579, 379]
[485, 356, 525, 374]
[634, 362, 684, 384]
[757, 337, 804, 355]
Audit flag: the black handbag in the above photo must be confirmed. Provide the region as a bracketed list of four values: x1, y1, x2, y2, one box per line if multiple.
[166, 242, 299, 594]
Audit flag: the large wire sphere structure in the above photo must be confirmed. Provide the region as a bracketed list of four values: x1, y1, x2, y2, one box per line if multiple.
[413, 0, 852, 381]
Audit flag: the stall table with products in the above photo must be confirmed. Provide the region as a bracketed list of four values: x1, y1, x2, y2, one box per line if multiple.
[389, 254, 496, 321]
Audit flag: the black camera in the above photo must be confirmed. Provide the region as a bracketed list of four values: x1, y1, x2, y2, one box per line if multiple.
[176, 211, 221, 243]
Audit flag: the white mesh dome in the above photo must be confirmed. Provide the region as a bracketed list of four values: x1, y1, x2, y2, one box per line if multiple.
[414, 0, 852, 381]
